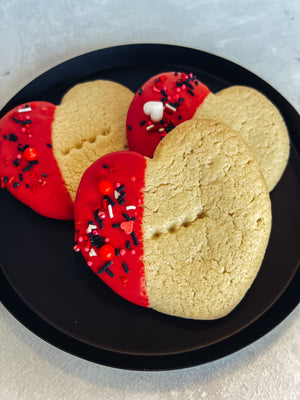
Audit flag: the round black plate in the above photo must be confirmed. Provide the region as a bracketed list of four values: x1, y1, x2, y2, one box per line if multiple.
[1, 44, 300, 367]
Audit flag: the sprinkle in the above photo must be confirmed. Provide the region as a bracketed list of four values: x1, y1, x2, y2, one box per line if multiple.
[165, 103, 176, 112]
[178, 115, 182, 120]
[102, 164, 108, 169]
[105, 268, 114, 277]
[25, 184, 29, 188]
[87, 224, 97, 233]
[89, 248, 97, 257]
[159, 128, 165, 132]
[99, 220, 103, 229]
[118, 198, 125, 205]
[117, 184, 125, 193]
[117, 192, 126, 203]
[12, 159, 19, 167]
[19, 173, 23, 182]
[97, 261, 113, 276]
[13, 117, 21, 124]
[9, 133, 18, 142]
[120, 249, 126, 256]
[46, 143, 52, 148]
[146, 124, 155, 131]
[42, 173, 47, 177]
[18, 107, 32, 113]
[21, 119, 32, 126]
[87, 261, 93, 267]
[8, 176, 15, 184]
[17, 147, 24, 152]
[138, 88, 143, 95]
[131, 231, 139, 246]
[73, 245, 80, 252]
[127, 125, 132, 130]
[122, 262, 129, 273]
[126, 241, 131, 249]
[115, 248, 120, 256]
[3, 135, 8, 139]
[187, 88, 194, 96]
[130, 249, 136, 255]
[114, 190, 120, 199]
[13, 182, 20, 188]
[126, 205, 136, 210]
[140, 120, 146, 126]
[112, 223, 120, 228]
[108, 204, 114, 218]
[104, 195, 116, 206]
[122, 212, 131, 221]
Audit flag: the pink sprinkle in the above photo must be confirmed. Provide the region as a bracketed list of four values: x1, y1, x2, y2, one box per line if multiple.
[99, 212, 106, 219]
[163, 86, 167, 91]
[93, 230, 99, 236]
[115, 182, 121, 188]
[28, 134, 32, 138]
[120, 249, 126, 256]
[182, 84, 186, 90]
[176, 87, 181, 93]
[21, 127, 26, 133]
[137, 198, 142, 204]
[189, 73, 193, 78]
[130, 249, 136, 255]
[16, 154, 22, 160]
[130, 176, 136, 182]
[25, 115, 31, 120]
[104, 238, 110, 243]
[167, 95, 171, 101]
[78, 236, 84, 243]
[84, 247, 90, 252]
[73, 245, 80, 252]
[87, 261, 93, 267]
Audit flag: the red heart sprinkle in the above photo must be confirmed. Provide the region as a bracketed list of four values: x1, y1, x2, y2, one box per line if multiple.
[120, 220, 134, 234]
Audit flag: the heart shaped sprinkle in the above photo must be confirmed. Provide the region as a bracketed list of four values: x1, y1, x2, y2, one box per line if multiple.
[143, 101, 164, 122]
[120, 220, 134, 234]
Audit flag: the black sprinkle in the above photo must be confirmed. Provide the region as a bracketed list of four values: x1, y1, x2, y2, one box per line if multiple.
[122, 262, 129, 273]
[118, 198, 125, 205]
[29, 160, 39, 165]
[88, 220, 94, 225]
[21, 119, 32, 126]
[138, 88, 143, 95]
[105, 268, 114, 277]
[3, 177, 8, 183]
[117, 192, 126, 203]
[122, 213, 131, 221]
[176, 81, 182, 87]
[23, 165, 33, 172]
[160, 90, 168, 98]
[13, 117, 21, 124]
[178, 115, 182, 120]
[13, 182, 20, 188]
[140, 120, 146, 127]
[94, 210, 100, 223]
[161, 119, 165, 125]
[115, 248, 120, 256]
[117, 184, 125, 193]
[165, 122, 175, 133]
[25, 184, 30, 188]
[112, 223, 120, 228]
[127, 125, 132, 131]
[131, 231, 139, 246]
[9, 133, 18, 142]
[19, 173, 23, 182]
[195, 80, 199, 85]
[42, 173, 47, 177]
[23, 144, 29, 150]
[185, 81, 194, 90]
[161, 97, 167, 103]
[97, 261, 113, 275]
[46, 143, 52, 148]
[104, 195, 116, 206]
[179, 97, 185, 102]
[17, 147, 24, 152]
[187, 88, 194, 96]
[99, 220, 103, 229]
[13, 159, 19, 167]
[131, 217, 136, 221]
[126, 241, 131, 249]
[175, 72, 179, 76]
[102, 164, 108, 169]
[3, 134, 8, 140]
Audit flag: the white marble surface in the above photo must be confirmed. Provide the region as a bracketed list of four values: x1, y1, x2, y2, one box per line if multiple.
[0, 0, 299, 399]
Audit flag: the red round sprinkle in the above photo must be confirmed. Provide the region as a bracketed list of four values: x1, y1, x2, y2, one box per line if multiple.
[24, 147, 39, 161]
[121, 277, 128, 284]
[98, 180, 113, 195]
[99, 244, 115, 260]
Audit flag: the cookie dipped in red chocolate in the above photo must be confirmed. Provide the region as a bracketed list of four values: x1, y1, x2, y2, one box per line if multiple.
[74, 151, 148, 307]
[126, 72, 210, 158]
[0, 102, 73, 219]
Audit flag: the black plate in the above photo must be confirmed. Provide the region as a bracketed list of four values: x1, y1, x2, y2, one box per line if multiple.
[1, 44, 300, 368]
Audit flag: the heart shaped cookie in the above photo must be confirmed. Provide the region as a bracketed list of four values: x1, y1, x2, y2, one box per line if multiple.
[0, 80, 133, 219]
[126, 72, 290, 191]
[74, 119, 271, 319]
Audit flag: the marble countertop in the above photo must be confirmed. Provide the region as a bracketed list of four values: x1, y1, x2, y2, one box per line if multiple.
[0, 1, 299, 399]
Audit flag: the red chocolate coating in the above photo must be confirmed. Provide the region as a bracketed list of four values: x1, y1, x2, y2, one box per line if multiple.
[126, 72, 210, 158]
[0, 102, 73, 219]
[74, 151, 149, 307]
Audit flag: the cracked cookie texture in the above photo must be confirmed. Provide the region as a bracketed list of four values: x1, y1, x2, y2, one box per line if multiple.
[143, 119, 272, 319]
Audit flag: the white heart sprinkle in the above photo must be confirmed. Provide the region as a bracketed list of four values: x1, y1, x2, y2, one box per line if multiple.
[143, 101, 164, 122]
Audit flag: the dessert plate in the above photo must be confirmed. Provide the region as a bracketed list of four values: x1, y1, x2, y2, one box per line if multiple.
[0, 44, 299, 369]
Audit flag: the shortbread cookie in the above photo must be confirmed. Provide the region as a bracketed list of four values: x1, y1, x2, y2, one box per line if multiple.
[74, 119, 272, 319]
[126, 72, 290, 191]
[126, 72, 210, 157]
[0, 81, 133, 219]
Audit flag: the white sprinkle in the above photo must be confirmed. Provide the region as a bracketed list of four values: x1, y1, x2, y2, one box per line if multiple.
[146, 124, 155, 131]
[126, 205, 136, 210]
[114, 190, 120, 199]
[108, 204, 114, 218]
[159, 128, 165, 132]
[165, 103, 176, 112]
[89, 248, 97, 257]
[87, 224, 97, 233]
[18, 107, 32, 113]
